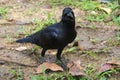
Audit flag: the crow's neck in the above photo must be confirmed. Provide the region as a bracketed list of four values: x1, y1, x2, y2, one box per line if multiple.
[61, 20, 75, 29]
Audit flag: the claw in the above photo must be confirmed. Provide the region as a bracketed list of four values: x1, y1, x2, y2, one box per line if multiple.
[59, 59, 68, 70]
[39, 56, 45, 64]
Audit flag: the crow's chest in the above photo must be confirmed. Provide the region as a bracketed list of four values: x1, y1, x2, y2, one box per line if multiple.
[59, 29, 76, 43]
[66, 30, 76, 42]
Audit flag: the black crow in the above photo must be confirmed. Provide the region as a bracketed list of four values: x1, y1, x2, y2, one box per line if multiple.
[16, 7, 77, 70]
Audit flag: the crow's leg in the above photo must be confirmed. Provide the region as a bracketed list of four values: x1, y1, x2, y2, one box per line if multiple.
[39, 48, 47, 63]
[41, 48, 47, 57]
[57, 48, 67, 70]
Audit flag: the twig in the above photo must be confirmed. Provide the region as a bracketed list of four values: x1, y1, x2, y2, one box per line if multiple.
[0, 58, 37, 67]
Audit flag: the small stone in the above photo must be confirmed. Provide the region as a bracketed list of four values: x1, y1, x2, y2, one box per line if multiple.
[15, 46, 27, 51]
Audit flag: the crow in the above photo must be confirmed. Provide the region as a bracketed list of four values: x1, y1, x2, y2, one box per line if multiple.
[16, 7, 77, 70]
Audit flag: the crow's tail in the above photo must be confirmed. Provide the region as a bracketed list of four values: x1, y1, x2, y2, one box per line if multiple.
[16, 37, 34, 43]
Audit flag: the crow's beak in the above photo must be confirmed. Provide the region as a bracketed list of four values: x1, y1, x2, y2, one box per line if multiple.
[67, 12, 74, 18]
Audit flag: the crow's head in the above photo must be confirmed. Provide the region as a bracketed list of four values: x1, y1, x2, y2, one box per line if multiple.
[62, 7, 75, 22]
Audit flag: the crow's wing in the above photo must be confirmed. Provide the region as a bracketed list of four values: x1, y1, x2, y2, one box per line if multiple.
[31, 27, 60, 48]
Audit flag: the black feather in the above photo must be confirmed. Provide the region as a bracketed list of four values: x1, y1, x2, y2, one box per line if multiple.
[16, 37, 35, 43]
[16, 7, 77, 70]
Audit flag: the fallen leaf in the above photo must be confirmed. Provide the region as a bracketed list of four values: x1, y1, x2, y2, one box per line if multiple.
[36, 62, 63, 73]
[75, 25, 82, 29]
[104, 6, 120, 22]
[98, 61, 120, 73]
[72, 41, 79, 47]
[67, 61, 85, 76]
[98, 6, 111, 14]
[73, 41, 84, 50]
[106, 61, 120, 67]
[109, 26, 118, 31]
[15, 46, 27, 51]
[99, 63, 113, 73]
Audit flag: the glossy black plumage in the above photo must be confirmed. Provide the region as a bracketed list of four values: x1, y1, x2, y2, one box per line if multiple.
[16, 7, 77, 69]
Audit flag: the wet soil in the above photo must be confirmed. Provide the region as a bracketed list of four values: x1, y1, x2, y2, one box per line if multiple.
[0, 0, 120, 80]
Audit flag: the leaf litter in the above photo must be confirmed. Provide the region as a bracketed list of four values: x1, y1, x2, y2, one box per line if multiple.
[36, 62, 64, 73]
[98, 61, 120, 73]
[36, 60, 85, 77]
[67, 60, 85, 76]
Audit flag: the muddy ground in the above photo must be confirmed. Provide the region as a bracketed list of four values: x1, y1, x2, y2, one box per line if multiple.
[0, 0, 120, 80]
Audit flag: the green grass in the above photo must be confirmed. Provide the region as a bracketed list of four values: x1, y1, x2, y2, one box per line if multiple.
[30, 72, 88, 80]
[107, 31, 120, 47]
[80, 0, 99, 11]
[96, 68, 119, 80]
[49, 0, 99, 10]
[18, 26, 33, 36]
[108, 3, 120, 26]
[49, 0, 101, 11]
[30, 65, 87, 80]
[25, 8, 39, 16]
[86, 10, 108, 22]
[49, 0, 81, 7]
[30, 64, 120, 80]
[15, 1, 120, 80]
[82, 0, 120, 26]
[32, 13, 56, 33]
[9, 68, 23, 80]
[18, 12, 56, 37]
[0, 7, 9, 18]
[64, 47, 78, 53]
[49, 0, 118, 25]
[5, 35, 14, 44]
[113, 16, 120, 26]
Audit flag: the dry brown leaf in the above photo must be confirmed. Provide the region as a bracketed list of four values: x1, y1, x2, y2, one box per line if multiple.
[75, 25, 82, 30]
[15, 46, 27, 51]
[98, 6, 111, 14]
[99, 63, 113, 73]
[67, 61, 85, 76]
[106, 61, 120, 67]
[36, 62, 63, 73]
[109, 26, 118, 31]
[72, 41, 79, 47]
[73, 41, 84, 50]
[99, 61, 120, 73]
